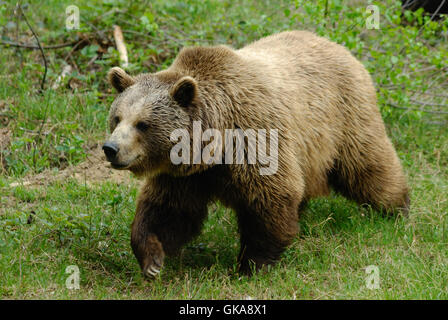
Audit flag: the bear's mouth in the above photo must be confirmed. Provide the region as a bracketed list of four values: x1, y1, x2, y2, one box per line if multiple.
[108, 155, 141, 170]
[110, 162, 128, 169]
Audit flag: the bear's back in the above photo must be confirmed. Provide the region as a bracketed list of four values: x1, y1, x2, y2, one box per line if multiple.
[237, 31, 375, 102]
[237, 31, 383, 200]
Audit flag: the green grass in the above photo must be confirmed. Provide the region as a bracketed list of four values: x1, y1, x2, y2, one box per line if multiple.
[0, 0, 447, 299]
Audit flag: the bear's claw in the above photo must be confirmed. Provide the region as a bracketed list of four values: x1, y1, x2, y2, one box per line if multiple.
[144, 265, 161, 278]
[138, 233, 165, 278]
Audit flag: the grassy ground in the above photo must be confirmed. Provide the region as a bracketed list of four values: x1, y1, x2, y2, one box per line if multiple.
[0, 0, 447, 299]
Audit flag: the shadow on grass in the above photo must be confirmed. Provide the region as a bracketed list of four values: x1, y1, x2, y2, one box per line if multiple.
[298, 192, 406, 238]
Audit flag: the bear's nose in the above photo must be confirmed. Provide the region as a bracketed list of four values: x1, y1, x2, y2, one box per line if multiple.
[102, 142, 119, 161]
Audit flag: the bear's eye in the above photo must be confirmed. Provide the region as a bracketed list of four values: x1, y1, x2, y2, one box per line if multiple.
[136, 121, 150, 132]
[114, 116, 121, 125]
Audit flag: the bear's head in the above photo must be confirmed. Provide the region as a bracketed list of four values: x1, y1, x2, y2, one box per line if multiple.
[103, 67, 201, 176]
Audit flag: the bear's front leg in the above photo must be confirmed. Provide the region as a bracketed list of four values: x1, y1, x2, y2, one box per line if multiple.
[131, 175, 210, 278]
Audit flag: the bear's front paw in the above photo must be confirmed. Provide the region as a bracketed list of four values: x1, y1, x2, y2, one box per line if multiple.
[140, 233, 165, 278]
[143, 257, 163, 278]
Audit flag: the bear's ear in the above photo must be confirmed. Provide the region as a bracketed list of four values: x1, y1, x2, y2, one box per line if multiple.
[108, 67, 136, 93]
[170, 76, 197, 107]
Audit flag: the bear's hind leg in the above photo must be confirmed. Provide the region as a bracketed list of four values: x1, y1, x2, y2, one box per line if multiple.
[330, 137, 410, 215]
[236, 196, 299, 275]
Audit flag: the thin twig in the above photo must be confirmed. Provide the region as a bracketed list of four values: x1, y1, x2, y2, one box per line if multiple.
[17, 3, 47, 92]
[63, 38, 89, 65]
[388, 103, 448, 115]
[409, 91, 448, 99]
[14, 3, 22, 65]
[425, 121, 448, 126]
[429, 0, 447, 21]
[409, 99, 448, 108]
[32, 90, 53, 169]
[81, 18, 111, 44]
[413, 0, 447, 40]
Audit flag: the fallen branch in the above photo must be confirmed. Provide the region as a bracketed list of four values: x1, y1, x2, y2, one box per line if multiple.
[0, 39, 80, 50]
[113, 25, 128, 68]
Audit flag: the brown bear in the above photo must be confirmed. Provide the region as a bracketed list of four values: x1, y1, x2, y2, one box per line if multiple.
[103, 31, 409, 277]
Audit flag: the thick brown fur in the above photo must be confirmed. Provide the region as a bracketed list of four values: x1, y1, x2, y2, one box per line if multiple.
[104, 31, 410, 276]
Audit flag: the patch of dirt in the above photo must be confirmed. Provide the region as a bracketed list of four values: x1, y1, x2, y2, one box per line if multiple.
[0, 99, 13, 127]
[9, 144, 137, 188]
[0, 127, 11, 173]
[0, 127, 11, 149]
